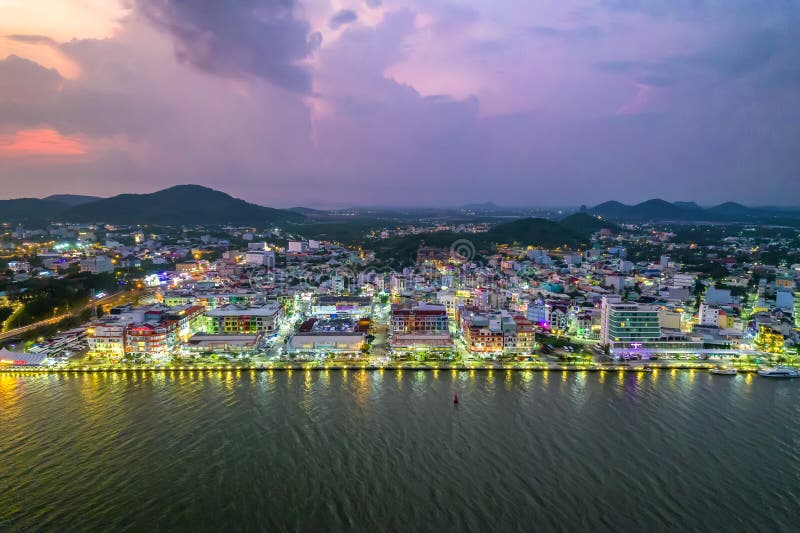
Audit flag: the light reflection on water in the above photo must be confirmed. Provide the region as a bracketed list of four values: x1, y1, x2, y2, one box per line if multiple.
[0, 371, 798, 532]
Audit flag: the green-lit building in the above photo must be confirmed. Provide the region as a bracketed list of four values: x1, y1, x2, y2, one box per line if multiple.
[600, 296, 661, 348]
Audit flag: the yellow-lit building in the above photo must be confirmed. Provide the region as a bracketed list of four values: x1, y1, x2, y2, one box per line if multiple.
[755, 325, 784, 354]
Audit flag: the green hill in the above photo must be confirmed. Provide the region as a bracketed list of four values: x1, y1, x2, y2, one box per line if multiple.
[62, 185, 305, 225]
[559, 212, 617, 235]
[373, 215, 606, 264]
[0, 198, 66, 225]
[43, 194, 101, 206]
[483, 217, 588, 248]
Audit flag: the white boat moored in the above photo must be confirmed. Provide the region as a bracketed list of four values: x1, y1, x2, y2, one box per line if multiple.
[757, 366, 800, 379]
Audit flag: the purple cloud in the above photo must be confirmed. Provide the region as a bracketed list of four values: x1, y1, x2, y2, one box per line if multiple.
[136, 0, 317, 92]
[0, 1, 799, 207]
[328, 9, 358, 30]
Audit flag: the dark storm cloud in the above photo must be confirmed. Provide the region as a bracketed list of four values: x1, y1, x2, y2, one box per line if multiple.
[328, 9, 358, 30]
[136, 0, 316, 92]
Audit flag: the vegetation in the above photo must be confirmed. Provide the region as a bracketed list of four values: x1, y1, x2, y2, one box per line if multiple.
[288, 218, 391, 244]
[3, 272, 122, 327]
[60, 185, 307, 225]
[0, 306, 14, 324]
[0, 198, 67, 226]
[370, 216, 608, 264]
[559, 213, 617, 235]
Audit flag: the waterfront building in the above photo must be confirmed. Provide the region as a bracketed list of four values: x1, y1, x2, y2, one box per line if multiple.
[288, 318, 365, 353]
[87, 317, 133, 358]
[600, 296, 660, 349]
[185, 334, 262, 354]
[512, 316, 536, 353]
[0, 347, 47, 367]
[124, 306, 205, 359]
[205, 303, 284, 335]
[390, 303, 449, 334]
[460, 310, 503, 354]
[755, 325, 785, 354]
[390, 302, 452, 352]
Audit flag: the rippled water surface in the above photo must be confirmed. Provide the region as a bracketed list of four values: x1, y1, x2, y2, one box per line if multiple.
[1, 369, 799, 532]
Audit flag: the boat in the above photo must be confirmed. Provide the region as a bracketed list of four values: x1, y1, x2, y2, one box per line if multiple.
[710, 366, 737, 376]
[757, 366, 800, 379]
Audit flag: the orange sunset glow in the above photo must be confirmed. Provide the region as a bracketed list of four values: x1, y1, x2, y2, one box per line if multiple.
[0, 128, 87, 157]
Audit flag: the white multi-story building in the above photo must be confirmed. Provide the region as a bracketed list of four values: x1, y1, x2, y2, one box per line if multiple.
[698, 304, 721, 327]
[87, 305, 205, 359]
[244, 250, 275, 267]
[80, 255, 114, 274]
[672, 273, 696, 288]
[287, 241, 305, 253]
[87, 317, 133, 358]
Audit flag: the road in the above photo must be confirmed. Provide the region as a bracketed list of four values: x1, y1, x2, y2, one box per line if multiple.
[0, 290, 139, 342]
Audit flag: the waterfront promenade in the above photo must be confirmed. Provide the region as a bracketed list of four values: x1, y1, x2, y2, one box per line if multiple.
[0, 360, 771, 374]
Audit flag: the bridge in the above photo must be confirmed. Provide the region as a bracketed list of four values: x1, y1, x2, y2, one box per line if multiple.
[0, 290, 138, 343]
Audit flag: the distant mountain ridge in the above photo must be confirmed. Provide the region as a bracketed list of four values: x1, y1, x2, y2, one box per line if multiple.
[43, 194, 101, 206]
[0, 185, 305, 226]
[589, 199, 790, 223]
[62, 185, 306, 225]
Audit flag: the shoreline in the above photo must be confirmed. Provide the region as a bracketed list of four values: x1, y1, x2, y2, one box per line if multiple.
[0, 362, 769, 374]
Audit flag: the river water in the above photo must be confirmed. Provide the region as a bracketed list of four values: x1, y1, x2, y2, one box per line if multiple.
[1, 369, 798, 532]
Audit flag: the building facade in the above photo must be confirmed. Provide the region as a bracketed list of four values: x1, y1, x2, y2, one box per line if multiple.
[600, 296, 660, 348]
[205, 303, 284, 335]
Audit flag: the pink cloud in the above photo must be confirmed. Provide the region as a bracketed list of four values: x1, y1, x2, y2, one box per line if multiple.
[0, 128, 87, 157]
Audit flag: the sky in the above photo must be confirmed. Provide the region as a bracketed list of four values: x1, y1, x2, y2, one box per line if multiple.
[0, 0, 798, 207]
